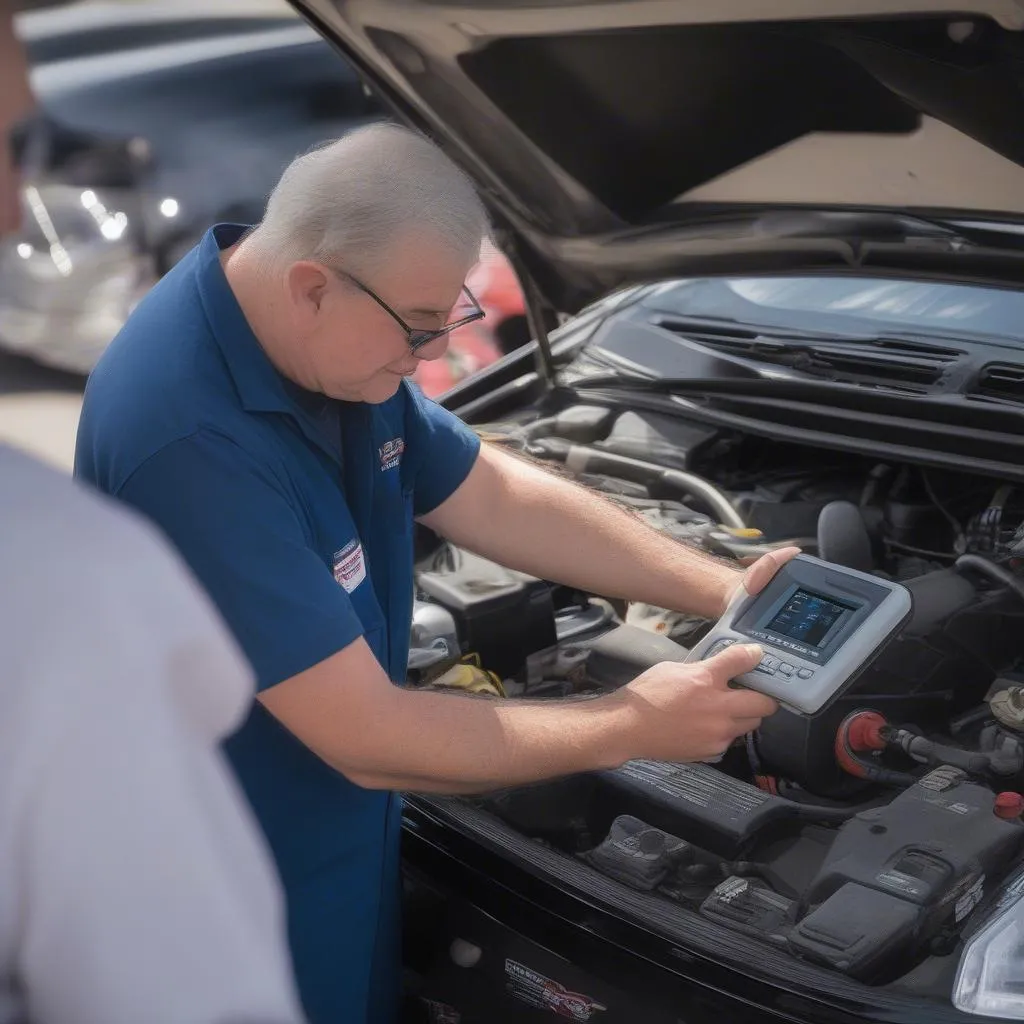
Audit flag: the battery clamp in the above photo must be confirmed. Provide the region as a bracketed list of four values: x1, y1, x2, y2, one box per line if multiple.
[685, 554, 913, 715]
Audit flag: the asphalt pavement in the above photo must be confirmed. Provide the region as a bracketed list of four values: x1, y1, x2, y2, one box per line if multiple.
[0, 349, 84, 472]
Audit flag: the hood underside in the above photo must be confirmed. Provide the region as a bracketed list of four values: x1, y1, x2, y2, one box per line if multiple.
[290, 0, 1024, 311]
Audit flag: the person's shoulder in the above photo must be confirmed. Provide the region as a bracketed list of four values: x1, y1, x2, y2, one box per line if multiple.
[395, 377, 440, 426]
[5, 444, 204, 595]
[397, 377, 475, 437]
[4, 446, 222, 632]
[1, 446, 253, 732]
[77, 257, 247, 492]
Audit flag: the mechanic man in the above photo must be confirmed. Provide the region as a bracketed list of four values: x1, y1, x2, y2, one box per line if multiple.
[0, 4, 305, 1022]
[75, 123, 797, 1024]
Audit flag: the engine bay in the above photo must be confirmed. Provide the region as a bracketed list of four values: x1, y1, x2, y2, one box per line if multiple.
[407, 402, 1024, 988]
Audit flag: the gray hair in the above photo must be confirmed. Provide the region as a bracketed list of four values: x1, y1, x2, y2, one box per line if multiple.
[252, 123, 489, 276]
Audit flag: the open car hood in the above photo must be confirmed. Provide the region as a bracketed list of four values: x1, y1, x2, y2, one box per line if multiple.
[290, 0, 1024, 313]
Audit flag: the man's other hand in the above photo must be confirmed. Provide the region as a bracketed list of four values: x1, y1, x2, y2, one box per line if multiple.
[720, 545, 801, 618]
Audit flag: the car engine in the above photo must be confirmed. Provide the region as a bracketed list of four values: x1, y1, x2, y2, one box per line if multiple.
[407, 403, 1024, 985]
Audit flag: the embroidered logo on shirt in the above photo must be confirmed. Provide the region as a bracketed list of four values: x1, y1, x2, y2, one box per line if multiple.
[379, 437, 405, 472]
[332, 540, 366, 593]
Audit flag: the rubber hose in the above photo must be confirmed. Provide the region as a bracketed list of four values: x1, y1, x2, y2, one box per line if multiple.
[955, 554, 1024, 605]
[784, 797, 880, 825]
[776, 779, 882, 811]
[561, 445, 747, 530]
[835, 720, 920, 788]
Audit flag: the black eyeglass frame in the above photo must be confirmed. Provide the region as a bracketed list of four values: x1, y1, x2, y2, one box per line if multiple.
[338, 270, 486, 353]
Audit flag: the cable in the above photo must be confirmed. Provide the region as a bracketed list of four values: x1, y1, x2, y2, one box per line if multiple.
[882, 538, 956, 562]
[835, 712, 920, 788]
[781, 797, 880, 825]
[531, 439, 746, 529]
[949, 705, 995, 737]
[563, 446, 746, 529]
[921, 469, 965, 550]
[955, 553, 1024, 606]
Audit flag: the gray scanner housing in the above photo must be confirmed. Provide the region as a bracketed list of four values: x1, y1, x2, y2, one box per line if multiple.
[684, 554, 913, 715]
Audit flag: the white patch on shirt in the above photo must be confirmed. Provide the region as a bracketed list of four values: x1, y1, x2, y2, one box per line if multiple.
[378, 437, 405, 472]
[332, 540, 366, 593]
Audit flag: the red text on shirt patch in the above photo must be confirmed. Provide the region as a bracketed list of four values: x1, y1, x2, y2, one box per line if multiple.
[332, 540, 366, 593]
[379, 437, 405, 472]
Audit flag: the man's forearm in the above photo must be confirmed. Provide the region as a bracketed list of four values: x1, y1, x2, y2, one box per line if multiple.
[260, 632, 775, 796]
[344, 686, 630, 793]
[422, 444, 742, 620]
[260, 639, 635, 794]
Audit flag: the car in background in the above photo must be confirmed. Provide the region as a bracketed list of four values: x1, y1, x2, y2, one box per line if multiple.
[1, 1, 525, 393]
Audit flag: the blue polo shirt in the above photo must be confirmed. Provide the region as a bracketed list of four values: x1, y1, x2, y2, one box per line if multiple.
[74, 224, 481, 1024]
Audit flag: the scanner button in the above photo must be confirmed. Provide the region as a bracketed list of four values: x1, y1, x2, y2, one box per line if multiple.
[778, 663, 795, 676]
[707, 638, 736, 657]
[797, 668, 814, 679]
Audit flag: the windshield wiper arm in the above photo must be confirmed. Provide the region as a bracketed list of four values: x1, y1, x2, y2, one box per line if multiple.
[653, 317, 966, 387]
[562, 374, 866, 399]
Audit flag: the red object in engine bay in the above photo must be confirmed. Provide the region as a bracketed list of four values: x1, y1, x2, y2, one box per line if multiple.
[995, 791, 1024, 819]
[847, 711, 888, 753]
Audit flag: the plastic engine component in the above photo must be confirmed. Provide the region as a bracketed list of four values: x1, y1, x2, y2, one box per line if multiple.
[793, 766, 1024, 978]
[597, 760, 795, 858]
[581, 623, 689, 689]
[417, 549, 557, 679]
[592, 410, 718, 471]
[583, 815, 692, 891]
[789, 883, 919, 979]
[700, 876, 794, 943]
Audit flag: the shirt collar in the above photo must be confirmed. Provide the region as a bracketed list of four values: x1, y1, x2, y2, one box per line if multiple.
[195, 223, 343, 464]
[195, 223, 291, 416]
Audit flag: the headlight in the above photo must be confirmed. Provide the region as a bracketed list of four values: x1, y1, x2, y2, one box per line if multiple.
[953, 868, 1024, 1018]
[1, 182, 135, 280]
[0, 181, 151, 372]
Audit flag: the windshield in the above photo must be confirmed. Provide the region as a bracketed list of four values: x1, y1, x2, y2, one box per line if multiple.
[654, 276, 1024, 345]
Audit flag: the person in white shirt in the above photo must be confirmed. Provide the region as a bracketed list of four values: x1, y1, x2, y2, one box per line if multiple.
[0, 3, 305, 1020]
[0, 445, 307, 1024]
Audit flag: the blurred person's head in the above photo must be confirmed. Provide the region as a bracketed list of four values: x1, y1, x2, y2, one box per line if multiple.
[0, 1, 41, 236]
[227, 123, 490, 404]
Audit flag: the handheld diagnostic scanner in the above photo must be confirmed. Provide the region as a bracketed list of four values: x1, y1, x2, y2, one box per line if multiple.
[685, 554, 913, 716]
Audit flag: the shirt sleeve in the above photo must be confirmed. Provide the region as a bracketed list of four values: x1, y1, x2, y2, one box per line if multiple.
[404, 381, 482, 516]
[16, 513, 305, 1024]
[117, 428, 363, 691]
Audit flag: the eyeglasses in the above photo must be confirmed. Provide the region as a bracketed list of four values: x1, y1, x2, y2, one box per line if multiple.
[338, 270, 486, 354]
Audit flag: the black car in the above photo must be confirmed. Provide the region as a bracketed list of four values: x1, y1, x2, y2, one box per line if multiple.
[284, 2, 1024, 1022]
[1, 3, 383, 372]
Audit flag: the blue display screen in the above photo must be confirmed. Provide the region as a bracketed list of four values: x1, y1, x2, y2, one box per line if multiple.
[765, 588, 856, 648]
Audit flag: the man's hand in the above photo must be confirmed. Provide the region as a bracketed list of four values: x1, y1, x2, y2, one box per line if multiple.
[609, 642, 779, 763]
[718, 545, 802, 618]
